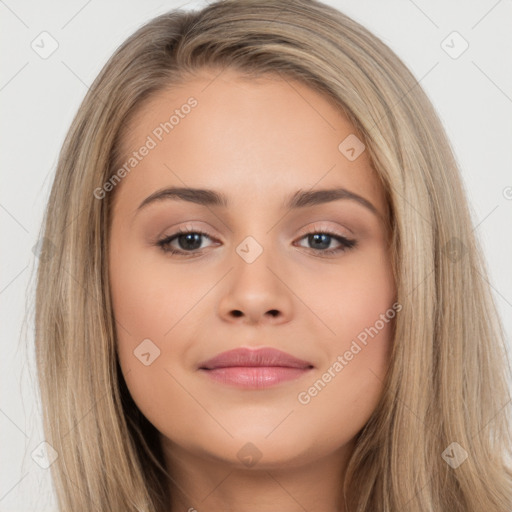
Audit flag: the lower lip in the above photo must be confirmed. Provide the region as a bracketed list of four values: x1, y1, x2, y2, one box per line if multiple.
[199, 366, 312, 389]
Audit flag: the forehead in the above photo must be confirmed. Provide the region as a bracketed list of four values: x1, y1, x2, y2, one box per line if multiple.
[111, 69, 387, 220]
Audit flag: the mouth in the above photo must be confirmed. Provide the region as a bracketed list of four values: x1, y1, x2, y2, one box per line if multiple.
[198, 347, 314, 389]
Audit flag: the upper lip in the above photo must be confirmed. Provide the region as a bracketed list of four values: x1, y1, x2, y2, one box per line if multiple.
[198, 347, 314, 370]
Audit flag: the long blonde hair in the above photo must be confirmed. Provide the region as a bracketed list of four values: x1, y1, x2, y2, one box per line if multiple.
[33, 0, 512, 510]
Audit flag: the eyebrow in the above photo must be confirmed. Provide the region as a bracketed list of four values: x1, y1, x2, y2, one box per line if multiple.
[136, 186, 379, 216]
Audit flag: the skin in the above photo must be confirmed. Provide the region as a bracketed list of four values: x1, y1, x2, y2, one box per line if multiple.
[109, 68, 396, 512]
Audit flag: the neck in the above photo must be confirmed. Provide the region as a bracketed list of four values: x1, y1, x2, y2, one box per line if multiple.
[162, 437, 354, 512]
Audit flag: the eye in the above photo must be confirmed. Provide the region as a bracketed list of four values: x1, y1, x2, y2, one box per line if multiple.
[294, 229, 357, 256]
[156, 225, 357, 257]
[156, 226, 216, 257]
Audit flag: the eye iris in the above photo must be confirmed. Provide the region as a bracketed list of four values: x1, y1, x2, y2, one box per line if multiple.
[309, 233, 330, 250]
[178, 233, 202, 250]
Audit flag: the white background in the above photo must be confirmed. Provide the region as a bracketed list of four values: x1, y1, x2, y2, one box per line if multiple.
[1, 1, 511, 510]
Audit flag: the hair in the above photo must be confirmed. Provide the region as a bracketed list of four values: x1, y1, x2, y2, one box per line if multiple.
[32, 0, 512, 510]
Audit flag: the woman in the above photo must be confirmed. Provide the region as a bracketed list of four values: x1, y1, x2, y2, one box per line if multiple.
[34, 0, 512, 510]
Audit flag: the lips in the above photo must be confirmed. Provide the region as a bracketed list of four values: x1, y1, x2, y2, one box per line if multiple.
[198, 347, 314, 370]
[198, 347, 314, 389]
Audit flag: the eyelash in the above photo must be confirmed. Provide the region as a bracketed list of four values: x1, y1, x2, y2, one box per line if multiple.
[156, 225, 357, 258]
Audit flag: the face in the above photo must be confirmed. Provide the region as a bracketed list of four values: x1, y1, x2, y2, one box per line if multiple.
[108, 68, 396, 472]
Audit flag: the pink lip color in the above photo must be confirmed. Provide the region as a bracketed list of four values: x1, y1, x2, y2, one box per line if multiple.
[198, 347, 313, 389]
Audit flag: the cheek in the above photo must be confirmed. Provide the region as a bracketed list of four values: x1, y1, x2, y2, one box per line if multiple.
[109, 241, 172, 397]
[109, 243, 213, 434]
[289, 245, 395, 430]
[303, 242, 396, 344]
[292, 290, 395, 453]
[110, 263, 186, 433]
[109, 245, 201, 348]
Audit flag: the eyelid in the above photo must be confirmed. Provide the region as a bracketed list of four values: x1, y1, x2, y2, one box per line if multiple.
[158, 221, 353, 243]
[296, 221, 352, 239]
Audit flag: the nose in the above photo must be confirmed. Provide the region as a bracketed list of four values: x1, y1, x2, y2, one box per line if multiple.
[217, 246, 293, 326]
